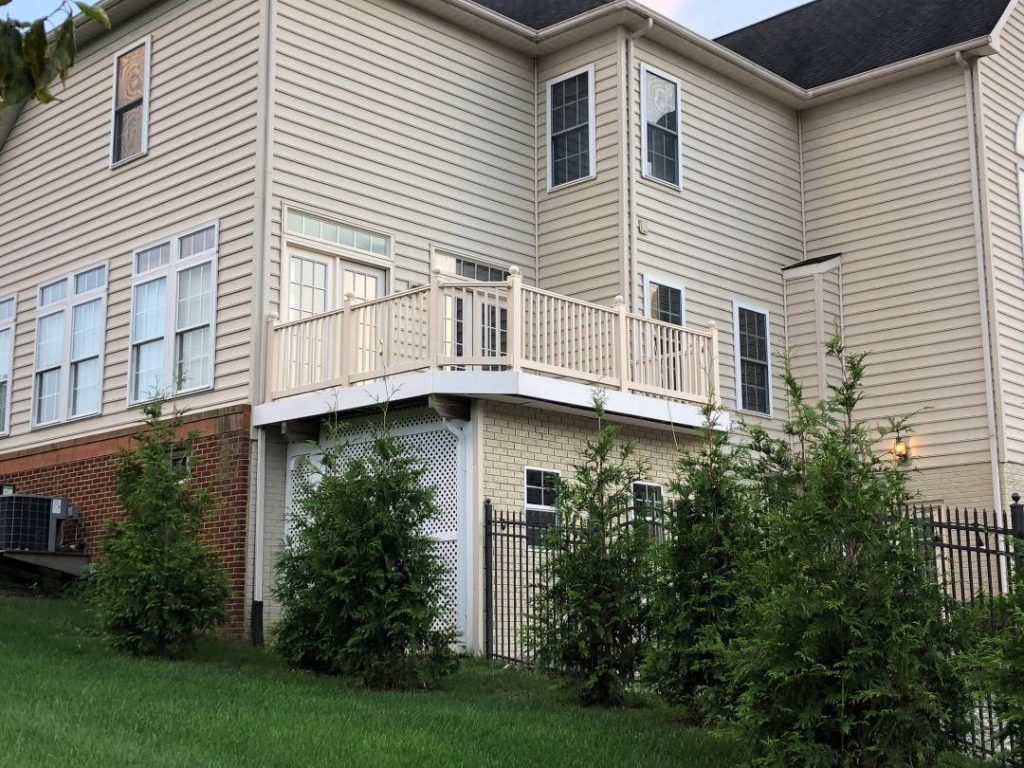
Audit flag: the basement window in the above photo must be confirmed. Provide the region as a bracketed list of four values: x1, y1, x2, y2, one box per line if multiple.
[525, 467, 560, 547]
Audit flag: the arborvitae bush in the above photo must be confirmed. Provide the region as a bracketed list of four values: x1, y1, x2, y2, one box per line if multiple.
[527, 399, 653, 706]
[645, 402, 755, 724]
[272, 416, 458, 690]
[88, 403, 230, 658]
[727, 339, 971, 766]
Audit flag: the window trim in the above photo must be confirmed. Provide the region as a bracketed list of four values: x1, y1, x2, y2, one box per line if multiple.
[545, 64, 597, 192]
[642, 273, 686, 326]
[128, 222, 220, 406]
[429, 245, 513, 281]
[524, 466, 561, 511]
[282, 204, 393, 266]
[0, 295, 16, 437]
[639, 63, 684, 190]
[30, 264, 109, 428]
[631, 480, 664, 510]
[1015, 112, 1024, 156]
[108, 35, 153, 169]
[732, 299, 773, 418]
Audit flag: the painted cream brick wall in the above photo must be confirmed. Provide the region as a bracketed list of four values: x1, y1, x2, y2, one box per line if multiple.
[479, 400, 699, 513]
[907, 462, 996, 509]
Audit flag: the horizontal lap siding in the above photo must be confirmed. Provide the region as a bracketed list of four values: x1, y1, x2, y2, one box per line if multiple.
[270, 0, 536, 312]
[803, 68, 988, 470]
[785, 275, 821, 401]
[979, 2, 1024, 465]
[631, 38, 803, 423]
[0, 0, 260, 453]
[537, 30, 623, 304]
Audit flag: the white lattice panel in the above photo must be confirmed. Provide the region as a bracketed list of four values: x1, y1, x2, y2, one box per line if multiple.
[284, 410, 463, 636]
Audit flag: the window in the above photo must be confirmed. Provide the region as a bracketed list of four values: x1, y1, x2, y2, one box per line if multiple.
[456, 259, 508, 283]
[110, 37, 151, 166]
[130, 224, 218, 403]
[632, 481, 665, 541]
[0, 296, 15, 436]
[547, 65, 596, 189]
[32, 267, 107, 426]
[285, 210, 388, 258]
[641, 65, 682, 187]
[645, 277, 684, 326]
[525, 467, 560, 546]
[733, 302, 772, 415]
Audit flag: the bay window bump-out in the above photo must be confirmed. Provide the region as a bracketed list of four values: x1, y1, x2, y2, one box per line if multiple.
[546, 64, 596, 190]
[32, 266, 108, 427]
[733, 301, 773, 416]
[640, 64, 682, 188]
[0, 296, 15, 436]
[130, 223, 218, 404]
[110, 36, 152, 167]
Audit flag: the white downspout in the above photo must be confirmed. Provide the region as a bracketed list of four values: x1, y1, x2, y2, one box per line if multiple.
[959, 51, 1004, 514]
[626, 17, 653, 312]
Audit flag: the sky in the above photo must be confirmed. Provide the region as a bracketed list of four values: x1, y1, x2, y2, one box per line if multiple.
[5, 0, 808, 39]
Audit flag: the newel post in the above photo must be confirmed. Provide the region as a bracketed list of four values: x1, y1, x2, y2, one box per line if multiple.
[427, 268, 444, 370]
[265, 311, 280, 399]
[507, 266, 522, 370]
[1011, 492, 1024, 540]
[614, 295, 629, 392]
[708, 320, 720, 406]
[343, 291, 359, 383]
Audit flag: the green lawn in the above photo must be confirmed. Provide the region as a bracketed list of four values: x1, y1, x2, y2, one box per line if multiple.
[0, 596, 748, 767]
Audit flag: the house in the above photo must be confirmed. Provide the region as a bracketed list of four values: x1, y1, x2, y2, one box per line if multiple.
[1, 0, 1023, 648]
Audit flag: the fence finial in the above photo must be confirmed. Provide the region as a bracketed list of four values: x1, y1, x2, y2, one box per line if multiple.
[1010, 492, 1024, 540]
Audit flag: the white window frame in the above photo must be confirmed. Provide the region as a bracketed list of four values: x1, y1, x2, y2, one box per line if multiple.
[639, 63, 683, 190]
[31, 265, 109, 428]
[631, 481, 664, 510]
[128, 222, 220, 405]
[524, 466, 561, 512]
[0, 295, 16, 437]
[429, 246, 512, 282]
[546, 64, 597, 192]
[109, 36, 153, 169]
[642, 273, 686, 325]
[732, 300, 773, 418]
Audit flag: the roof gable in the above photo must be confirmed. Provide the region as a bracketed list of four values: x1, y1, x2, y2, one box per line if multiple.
[716, 0, 1011, 89]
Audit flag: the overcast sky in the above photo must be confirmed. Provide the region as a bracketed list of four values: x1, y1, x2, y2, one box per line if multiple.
[5, 0, 808, 39]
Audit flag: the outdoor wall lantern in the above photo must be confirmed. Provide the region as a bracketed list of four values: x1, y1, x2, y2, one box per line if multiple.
[893, 435, 910, 465]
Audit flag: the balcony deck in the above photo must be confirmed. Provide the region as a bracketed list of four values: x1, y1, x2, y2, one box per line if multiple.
[264, 268, 720, 416]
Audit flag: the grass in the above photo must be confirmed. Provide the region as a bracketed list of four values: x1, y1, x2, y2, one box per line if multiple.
[0, 596, 748, 767]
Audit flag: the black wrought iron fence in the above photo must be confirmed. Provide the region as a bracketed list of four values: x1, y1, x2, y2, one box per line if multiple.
[484, 494, 1024, 762]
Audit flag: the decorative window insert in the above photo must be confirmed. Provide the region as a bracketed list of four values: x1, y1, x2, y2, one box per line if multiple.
[644, 277, 684, 326]
[632, 481, 665, 541]
[640, 65, 682, 187]
[130, 224, 218, 404]
[32, 267, 108, 426]
[733, 302, 772, 415]
[547, 65, 596, 190]
[110, 37, 151, 166]
[0, 296, 15, 435]
[525, 467, 560, 547]
[285, 210, 388, 258]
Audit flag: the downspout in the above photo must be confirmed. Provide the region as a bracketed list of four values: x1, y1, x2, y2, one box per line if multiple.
[250, 0, 277, 644]
[959, 51, 1004, 513]
[534, 57, 540, 286]
[625, 17, 653, 311]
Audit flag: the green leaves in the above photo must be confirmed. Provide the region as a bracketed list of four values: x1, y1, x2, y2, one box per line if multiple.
[1, 2, 112, 111]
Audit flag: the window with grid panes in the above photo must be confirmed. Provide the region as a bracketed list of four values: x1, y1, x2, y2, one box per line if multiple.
[549, 68, 594, 188]
[736, 305, 771, 414]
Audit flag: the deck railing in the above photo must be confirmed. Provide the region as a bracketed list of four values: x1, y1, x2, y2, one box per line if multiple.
[267, 267, 719, 404]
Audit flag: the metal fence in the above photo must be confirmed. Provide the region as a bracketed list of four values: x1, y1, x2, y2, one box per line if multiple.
[483, 495, 1024, 762]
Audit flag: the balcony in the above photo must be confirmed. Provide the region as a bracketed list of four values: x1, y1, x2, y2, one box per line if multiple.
[265, 268, 720, 413]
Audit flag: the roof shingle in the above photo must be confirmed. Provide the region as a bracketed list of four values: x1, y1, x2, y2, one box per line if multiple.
[472, 0, 615, 29]
[716, 0, 1011, 89]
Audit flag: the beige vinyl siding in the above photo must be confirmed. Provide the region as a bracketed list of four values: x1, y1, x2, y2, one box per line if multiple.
[821, 266, 843, 387]
[631, 38, 803, 422]
[979, 1, 1024, 465]
[269, 0, 536, 315]
[0, 0, 260, 453]
[802, 67, 988, 470]
[537, 29, 623, 304]
[784, 274, 820, 400]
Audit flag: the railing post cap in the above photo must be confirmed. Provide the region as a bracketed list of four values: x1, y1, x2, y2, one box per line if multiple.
[431, 267, 442, 276]
[708, 320, 717, 329]
[613, 294, 625, 306]
[508, 265, 520, 276]
[267, 311, 279, 322]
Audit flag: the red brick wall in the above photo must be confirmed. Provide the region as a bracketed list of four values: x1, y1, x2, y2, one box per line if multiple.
[0, 406, 252, 637]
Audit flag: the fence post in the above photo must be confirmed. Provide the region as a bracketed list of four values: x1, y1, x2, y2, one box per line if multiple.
[483, 498, 493, 659]
[613, 295, 629, 391]
[1011, 493, 1024, 540]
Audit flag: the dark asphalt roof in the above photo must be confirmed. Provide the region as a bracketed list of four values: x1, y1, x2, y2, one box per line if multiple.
[473, 0, 615, 29]
[716, 0, 1011, 89]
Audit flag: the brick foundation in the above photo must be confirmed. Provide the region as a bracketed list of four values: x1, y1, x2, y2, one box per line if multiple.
[0, 405, 252, 638]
